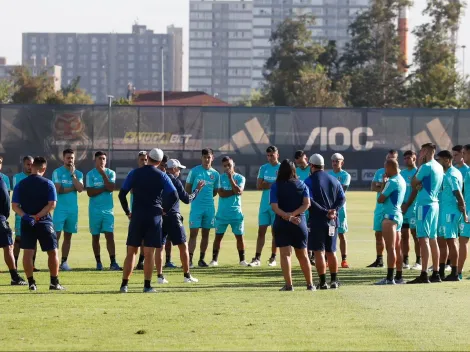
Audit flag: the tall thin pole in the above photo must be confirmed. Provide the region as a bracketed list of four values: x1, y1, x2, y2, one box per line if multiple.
[107, 95, 114, 166]
[161, 46, 165, 132]
[463, 45, 466, 78]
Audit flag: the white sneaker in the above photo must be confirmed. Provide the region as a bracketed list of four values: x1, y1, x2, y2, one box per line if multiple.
[268, 258, 277, 267]
[157, 277, 169, 284]
[60, 262, 72, 271]
[445, 265, 452, 272]
[209, 260, 218, 267]
[248, 258, 261, 267]
[411, 263, 422, 270]
[184, 275, 199, 283]
[402, 263, 410, 269]
[239, 260, 249, 266]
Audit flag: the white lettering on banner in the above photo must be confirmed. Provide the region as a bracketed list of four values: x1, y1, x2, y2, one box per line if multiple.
[304, 127, 374, 151]
[362, 169, 377, 181]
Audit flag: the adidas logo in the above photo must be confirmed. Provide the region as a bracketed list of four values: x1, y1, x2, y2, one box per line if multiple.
[219, 117, 272, 154]
[400, 118, 453, 152]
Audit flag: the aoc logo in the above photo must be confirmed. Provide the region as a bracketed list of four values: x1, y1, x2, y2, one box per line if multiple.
[303, 127, 374, 152]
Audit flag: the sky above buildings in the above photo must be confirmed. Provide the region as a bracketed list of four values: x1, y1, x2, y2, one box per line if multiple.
[0, 0, 469, 90]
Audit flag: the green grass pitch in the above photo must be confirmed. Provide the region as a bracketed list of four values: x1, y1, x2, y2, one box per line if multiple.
[1, 191, 469, 351]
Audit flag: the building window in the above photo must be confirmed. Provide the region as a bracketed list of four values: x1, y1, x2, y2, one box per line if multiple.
[128, 63, 135, 69]
[30, 37, 37, 43]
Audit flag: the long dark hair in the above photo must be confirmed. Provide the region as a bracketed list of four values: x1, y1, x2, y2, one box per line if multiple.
[276, 159, 297, 182]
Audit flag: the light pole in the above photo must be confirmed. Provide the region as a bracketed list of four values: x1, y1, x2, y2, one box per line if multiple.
[161, 46, 165, 133]
[107, 95, 114, 166]
[462, 45, 466, 78]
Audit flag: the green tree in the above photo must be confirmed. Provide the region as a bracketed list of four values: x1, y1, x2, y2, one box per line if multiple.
[340, 0, 410, 107]
[0, 79, 13, 104]
[407, 0, 465, 108]
[112, 97, 133, 106]
[236, 89, 273, 107]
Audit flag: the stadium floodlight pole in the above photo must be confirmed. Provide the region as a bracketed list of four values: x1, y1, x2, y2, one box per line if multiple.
[107, 95, 114, 166]
[161, 46, 165, 133]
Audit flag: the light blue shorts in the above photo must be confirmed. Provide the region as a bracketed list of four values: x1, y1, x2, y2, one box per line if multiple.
[338, 215, 348, 234]
[14, 215, 22, 237]
[416, 203, 439, 239]
[373, 211, 383, 232]
[215, 217, 244, 236]
[438, 212, 461, 240]
[53, 208, 78, 234]
[259, 208, 275, 227]
[89, 211, 114, 235]
[189, 207, 215, 229]
[383, 213, 403, 232]
[460, 221, 470, 238]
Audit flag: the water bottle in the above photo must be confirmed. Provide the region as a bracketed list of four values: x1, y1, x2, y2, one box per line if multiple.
[328, 219, 336, 237]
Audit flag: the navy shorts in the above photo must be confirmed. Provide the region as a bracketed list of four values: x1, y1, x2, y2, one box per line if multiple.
[20, 221, 58, 252]
[127, 214, 162, 248]
[0, 220, 13, 248]
[162, 213, 186, 246]
[308, 225, 337, 253]
[273, 216, 308, 249]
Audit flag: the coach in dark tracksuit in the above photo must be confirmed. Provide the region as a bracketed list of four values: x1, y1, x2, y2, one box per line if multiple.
[0, 177, 26, 286]
[12, 156, 64, 291]
[304, 154, 345, 290]
[160, 158, 205, 283]
[118, 148, 179, 293]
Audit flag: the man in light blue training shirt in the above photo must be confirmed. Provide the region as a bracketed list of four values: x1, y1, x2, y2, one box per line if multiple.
[458, 144, 470, 279]
[12, 155, 35, 269]
[86, 151, 121, 271]
[436, 150, 465, 281]
[408, 143, 444, 284]
[329, 153, 351, 269]
[210, 156, 247, 267]
[52, 149, 84, 272]
[294, 150, 311, 181]
[248, 145, 280, 267]
[185, 148, 220, 268]
[452, 145, 470, 178]
[376, 159, 406, 285]
[400, 150, 421, 270]
[368, 149, 398, 268]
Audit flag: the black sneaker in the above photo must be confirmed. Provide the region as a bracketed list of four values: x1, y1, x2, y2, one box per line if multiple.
[443, 274, 460, 282]
[430, 274, 442, 283]
[29, 283, 37, 291]
[367, 260, 384, 268]
[11, 277, 27, 286]
[330, 281, 340, 289]
[316, 282, 329, 290]
[33, 267, 40, 272]
[307, 284, 316, 291]
[50, 283, 66, 291]
[279, 285, 294, 291]
[407, 275, 431, 284]
[198, 260, 208, 268]
[136, 262, 144, 270]
[309, 257, 316, 266]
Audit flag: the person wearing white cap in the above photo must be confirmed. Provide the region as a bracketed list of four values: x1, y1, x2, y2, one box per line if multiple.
[86, 151, 121, 271]
[160, 158, 204, 283]
[185, 148, 220, 268]
[118, 148, 179, 293]
[304, 153, 345, 289]
[209, 156, 248, 267]
[328, 153, 351, 269]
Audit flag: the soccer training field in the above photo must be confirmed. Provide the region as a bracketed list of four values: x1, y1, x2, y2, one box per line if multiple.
[1, 191, 469, 351]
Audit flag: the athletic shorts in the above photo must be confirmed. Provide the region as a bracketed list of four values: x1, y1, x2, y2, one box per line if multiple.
[20, 221, 57, 252]
[383, 213, 403, 232]
[373, 211, 383, 232]
[89, 210, 114, 235]
[308, 225, 337, 253]
[215, 216, 244, 236]
[189, 206, 215, 229]
[438, 212, 461, 240]
[162, 213, 186, 246]
[338, 215, 348, 234]
[53, 208, 78, 234]
[259, 208, 275, 227]
[273, 216, 308, 249]
[14, 215, 21, 237]
[127, 214, 162, 248]
[416, 203, 439, 239]
[0, 220, 13, 248]
[460, 221, 470, 238]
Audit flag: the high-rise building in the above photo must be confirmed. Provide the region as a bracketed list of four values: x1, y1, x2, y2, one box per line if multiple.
[167, 25, 184, 92]
[22, 24, 183, 103]
[189, 0, 253, 103]
[189, 0, 370, 102]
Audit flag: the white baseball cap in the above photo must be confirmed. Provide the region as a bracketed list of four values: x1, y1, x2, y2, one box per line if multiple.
[166, 159, 186, 169]
[309, 153, 324, 166]
[331, 153, 344, 161]
[148, 148, 164, 162]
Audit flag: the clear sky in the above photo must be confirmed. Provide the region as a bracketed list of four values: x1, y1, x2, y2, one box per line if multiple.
[0, 0, 469, 89]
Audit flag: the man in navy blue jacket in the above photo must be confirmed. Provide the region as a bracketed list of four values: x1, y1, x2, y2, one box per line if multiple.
[118, 148, 179, 293]
[304, 154, 346, 290]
